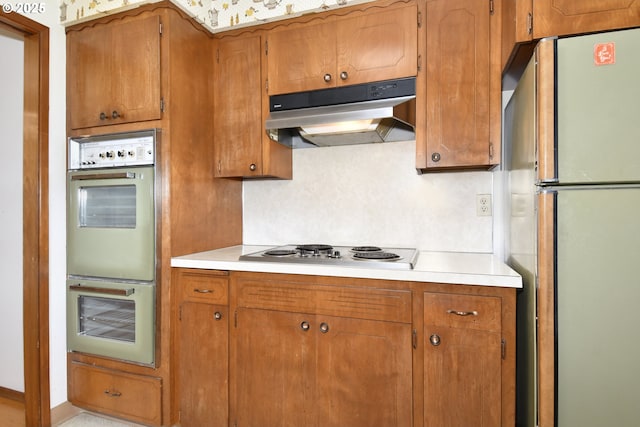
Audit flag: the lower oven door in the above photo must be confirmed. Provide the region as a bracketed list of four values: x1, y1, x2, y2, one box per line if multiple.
[67, 166, 155, 281]
[67, 279, 155, 366]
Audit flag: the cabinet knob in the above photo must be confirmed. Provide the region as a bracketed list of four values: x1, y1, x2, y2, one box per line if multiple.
[319, 322, 330, 334]
[99, 112, 107, 121]
[429, 334, 441, 346]
[111, 110, 120, 119]
[323, 73, 332, 83]
[214, 311, 223, 320]
[339, 71, 348, 80]
[249, 163, 257, 171]
[431, 152, 441, 163]
[300, 321, 310, 331]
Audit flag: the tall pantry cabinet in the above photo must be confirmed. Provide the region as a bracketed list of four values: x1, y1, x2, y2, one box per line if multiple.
[65, 2, 242, 426]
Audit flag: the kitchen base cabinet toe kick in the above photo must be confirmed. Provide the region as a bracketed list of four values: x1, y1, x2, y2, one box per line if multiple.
[172, 269, 516, 427]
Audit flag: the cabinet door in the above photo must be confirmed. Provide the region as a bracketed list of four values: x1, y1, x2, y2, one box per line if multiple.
[267, 19, 337, 95]
[110, 15, 162, 125]
[336, 4, 417, 87]
[179, 303, 228, 427]
[67, 14, 161, 130]
[67, 23, 112, 129]
[423, 292, 502, 427]
[533, 0, 640, 39]
[316, 315, 412, 427]
[423, 0, 491, 169]
[231, 308, 315, 427]
[213, 35, 264, 177]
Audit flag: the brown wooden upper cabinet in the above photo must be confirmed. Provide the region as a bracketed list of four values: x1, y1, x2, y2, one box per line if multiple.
[213, 32, 292, 179]
[416, 0, 500, 171]
[67, 14, 162, 130]
[266, 2, 418, 95]
[502, 0, 640, 70]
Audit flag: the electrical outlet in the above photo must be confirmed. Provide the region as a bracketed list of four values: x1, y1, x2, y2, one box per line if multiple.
[476, 194, 492, 216]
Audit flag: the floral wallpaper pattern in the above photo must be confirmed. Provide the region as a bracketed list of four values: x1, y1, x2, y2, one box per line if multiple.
[59, 0, 374, 32]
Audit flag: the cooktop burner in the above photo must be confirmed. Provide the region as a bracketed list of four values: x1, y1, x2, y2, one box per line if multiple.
[353, 251, 401, 261]
[239, 244, 419, 270]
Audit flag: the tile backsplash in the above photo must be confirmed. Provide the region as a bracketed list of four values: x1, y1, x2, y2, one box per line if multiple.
[243, 140, 494, 252]
[59, 0, 374, 32]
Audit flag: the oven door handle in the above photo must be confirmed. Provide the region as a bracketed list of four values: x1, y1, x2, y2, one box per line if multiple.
[69, 284, 135, 297]
[71, 172, 136, 181]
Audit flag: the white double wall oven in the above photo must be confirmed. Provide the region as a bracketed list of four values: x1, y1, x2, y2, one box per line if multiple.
[66, 129, 159, 366]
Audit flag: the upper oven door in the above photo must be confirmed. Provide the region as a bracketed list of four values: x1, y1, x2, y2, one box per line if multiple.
[67, 166, 155, 281]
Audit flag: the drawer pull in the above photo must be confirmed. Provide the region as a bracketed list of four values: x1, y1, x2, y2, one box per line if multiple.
[300, 321, 310, 331]
[194, 288, 213, 294]
[447, 309, 478, 317]
[104, 389, 122, 397]
[319, 322, 330, 334]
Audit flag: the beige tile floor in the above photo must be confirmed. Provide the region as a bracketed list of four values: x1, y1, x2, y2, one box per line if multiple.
[0, 397, 145, 427]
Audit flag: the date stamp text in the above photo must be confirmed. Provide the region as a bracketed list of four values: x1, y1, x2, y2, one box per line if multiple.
[2, 2, 46, 14]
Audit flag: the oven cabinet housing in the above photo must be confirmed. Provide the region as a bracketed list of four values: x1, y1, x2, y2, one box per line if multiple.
[265, 1, 418, 95]
[172, 269, 229, 427]
[415, 0, 501, 171]
[68, 361, 162, 426]
[66, 3, 244, 426]
[229, 272, 413, 427]
[502, 0, 640, 70]
[212, 32, 291, 179]
[66, 13, 161, 130]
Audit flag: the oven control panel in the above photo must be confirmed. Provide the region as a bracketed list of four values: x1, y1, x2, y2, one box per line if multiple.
[68, 131, 156, 169]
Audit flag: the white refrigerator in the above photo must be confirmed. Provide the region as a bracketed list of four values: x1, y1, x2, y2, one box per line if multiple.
[504, 28, 640, 427]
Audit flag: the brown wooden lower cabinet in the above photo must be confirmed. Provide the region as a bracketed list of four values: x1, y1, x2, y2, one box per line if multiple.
[232, 308, 412, 427]
[68, 361, 162, 426]
[172, 269, 516, 427]
[423, 292, 503, 427]
[178, 302, 228, 427]
[174, 268, 230, 427]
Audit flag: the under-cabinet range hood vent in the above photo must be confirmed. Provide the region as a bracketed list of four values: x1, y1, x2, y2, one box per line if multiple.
[265, 77, 416, 148]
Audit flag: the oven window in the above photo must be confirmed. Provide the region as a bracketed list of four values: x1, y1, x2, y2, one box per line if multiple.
[78, 296, 136, 342]
[78, 185, 136, 228]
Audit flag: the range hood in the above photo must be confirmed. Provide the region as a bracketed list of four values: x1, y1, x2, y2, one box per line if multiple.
[265, 77, 416, 148]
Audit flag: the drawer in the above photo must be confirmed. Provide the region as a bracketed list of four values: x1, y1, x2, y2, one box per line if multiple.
[236, 279, 411, 323]
[68, 361, 162, 426]
[179, 269, 229, 305]
[424, 292, 501, 332]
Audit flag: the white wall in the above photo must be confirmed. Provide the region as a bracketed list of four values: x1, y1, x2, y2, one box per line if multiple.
[0, 28, 25, 393]
[244, 140, 495, 253]
[15, 4, 68, 407]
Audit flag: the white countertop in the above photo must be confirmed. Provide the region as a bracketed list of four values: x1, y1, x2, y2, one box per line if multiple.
[171, 245, 522, 288]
